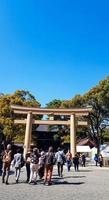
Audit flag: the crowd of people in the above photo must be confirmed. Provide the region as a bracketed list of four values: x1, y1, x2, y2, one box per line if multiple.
[0, 144, 103, 186]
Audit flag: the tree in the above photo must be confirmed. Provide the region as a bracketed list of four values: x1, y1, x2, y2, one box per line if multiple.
[0, 90, 41, 142]
[83, 76, 109, 154]
[46, 99, 62, 108]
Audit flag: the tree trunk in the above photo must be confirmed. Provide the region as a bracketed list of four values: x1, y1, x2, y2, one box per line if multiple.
[97, 137, 101, 155]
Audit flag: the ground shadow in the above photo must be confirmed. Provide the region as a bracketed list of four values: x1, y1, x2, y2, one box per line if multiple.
[53, 180, 85, 185]
[7, 179, 85, 186]
[7, 180, 28, 185]
[52, 175, 85, 180]
[65, 175, 86, 178]
[0, 170, 15, 176]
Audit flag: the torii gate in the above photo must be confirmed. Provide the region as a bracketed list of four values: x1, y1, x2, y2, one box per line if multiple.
[11, 105, 92, 158]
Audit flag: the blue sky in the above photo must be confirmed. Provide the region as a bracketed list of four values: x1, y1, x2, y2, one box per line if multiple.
[0, 0, 109, 106]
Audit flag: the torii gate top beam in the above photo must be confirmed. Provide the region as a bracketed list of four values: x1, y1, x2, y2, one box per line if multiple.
[11, 105, 92, 116]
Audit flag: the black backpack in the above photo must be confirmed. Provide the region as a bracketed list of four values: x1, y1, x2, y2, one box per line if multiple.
[45, 152, 55, 166]
[30, 153, 39, 164]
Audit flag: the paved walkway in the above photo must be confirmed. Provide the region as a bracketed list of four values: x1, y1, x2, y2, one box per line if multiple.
[0, 165, 109, 200]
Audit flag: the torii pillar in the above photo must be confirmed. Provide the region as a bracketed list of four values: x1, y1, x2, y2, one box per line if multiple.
[24, 112, 33, 158]
[70, 114, 76, 157]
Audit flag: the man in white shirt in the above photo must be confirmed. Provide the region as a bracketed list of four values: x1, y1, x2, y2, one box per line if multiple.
[55, 147, 65, 177]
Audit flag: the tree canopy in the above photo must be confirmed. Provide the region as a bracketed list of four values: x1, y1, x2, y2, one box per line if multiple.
[82, 76, 109, 153]
[0, 90, 41, 143]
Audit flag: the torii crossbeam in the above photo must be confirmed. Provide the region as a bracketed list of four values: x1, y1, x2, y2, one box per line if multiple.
[11, 105, 92, 158]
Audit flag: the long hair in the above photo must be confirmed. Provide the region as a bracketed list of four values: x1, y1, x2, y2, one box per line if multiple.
[48, 146, 53, 153]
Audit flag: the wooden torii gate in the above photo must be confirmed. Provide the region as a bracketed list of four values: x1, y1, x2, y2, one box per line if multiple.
[11, 105, 92, 158]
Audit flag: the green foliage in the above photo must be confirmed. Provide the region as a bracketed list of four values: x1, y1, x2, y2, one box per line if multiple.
[14, 132, 25, 142]
[46, 99, 62, 108]
[82, 76, 109, 153]
[53, 134, 60, 141]
[102, 129, 109, 143]
[46, 99, 70, 146]
[61, 135, 70, 145]
[0, 90, 41, 142]
[61, 95, 83, 108]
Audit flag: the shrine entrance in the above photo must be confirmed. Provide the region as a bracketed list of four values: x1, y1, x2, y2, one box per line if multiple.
[11, 105, 91, 158]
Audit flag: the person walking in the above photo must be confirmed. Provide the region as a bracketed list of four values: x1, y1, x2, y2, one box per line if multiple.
[99, 154, 103, 167]
[65, 150, 72, 172]
[94, 154, 98, 166]
[2, 144, 12, 184]
[0, 142, 4, 174]
[29, 148, 39, 184]
[12, 148, 22, 183]
[38, 151, 46, 179]
[73, 154, 79, 171]
[44, 147, 55, 186]
[81, 154, 86, 167]
[55, 147, 65, 177]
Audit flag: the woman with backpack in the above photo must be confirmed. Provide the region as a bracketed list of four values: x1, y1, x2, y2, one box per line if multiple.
[2, 144, 12, 184]
[44, 146, 55, 186]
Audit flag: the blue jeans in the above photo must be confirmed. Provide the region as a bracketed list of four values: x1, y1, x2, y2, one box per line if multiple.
[66, 160, 72, 172]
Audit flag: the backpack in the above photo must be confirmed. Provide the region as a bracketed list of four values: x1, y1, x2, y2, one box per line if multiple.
[3, 150, 11, 163]
[45, 152, 55, 166]
[61, 154, 66, 165]
[21, 155, 25, 167]
[56, 151, 66, 164]
[30, 153, 39, 164]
